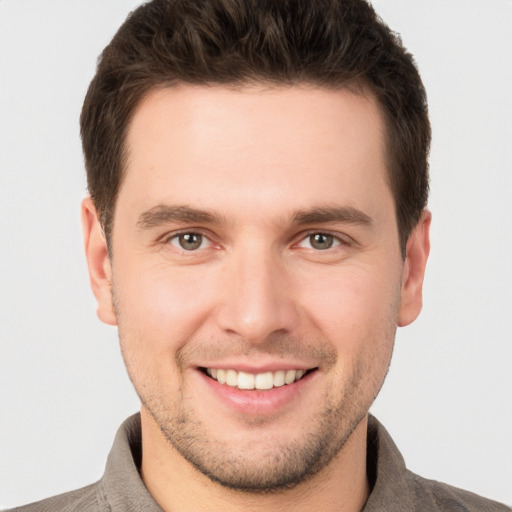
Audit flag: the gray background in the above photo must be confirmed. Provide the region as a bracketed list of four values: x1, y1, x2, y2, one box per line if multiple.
[1, 0, 511, 508]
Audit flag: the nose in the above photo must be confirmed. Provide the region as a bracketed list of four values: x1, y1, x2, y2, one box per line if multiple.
[215, 244, 299, 344]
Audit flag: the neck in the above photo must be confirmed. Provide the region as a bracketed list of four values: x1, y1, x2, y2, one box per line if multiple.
[140, 407, 370, 512]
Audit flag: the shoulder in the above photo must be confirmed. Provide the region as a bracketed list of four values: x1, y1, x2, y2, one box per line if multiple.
[3, 481, 109, 512]
[408, 472, 511, 512]
[366, 416, 510, 512]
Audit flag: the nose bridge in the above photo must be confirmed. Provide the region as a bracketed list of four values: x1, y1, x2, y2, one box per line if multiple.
[216, 239, 298, 342]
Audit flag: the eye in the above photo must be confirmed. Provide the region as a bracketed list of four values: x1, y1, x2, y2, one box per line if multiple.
[298, 232, 341, 250]
[168, 232, 210, 251]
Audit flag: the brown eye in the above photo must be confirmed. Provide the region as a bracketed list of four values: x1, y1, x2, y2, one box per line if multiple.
[170, 233, 206, 250]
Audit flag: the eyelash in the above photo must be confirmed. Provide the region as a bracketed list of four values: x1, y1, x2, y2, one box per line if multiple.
[163, 230, 214, 251]
[162, 230, 349, 252]
[297, 231, 345, 251]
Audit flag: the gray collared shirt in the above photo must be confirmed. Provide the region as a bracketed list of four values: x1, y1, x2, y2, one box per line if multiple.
[7, 414, 510, 511]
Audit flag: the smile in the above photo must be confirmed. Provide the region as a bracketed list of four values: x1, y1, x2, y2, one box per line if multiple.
[203, 368, 314, 390]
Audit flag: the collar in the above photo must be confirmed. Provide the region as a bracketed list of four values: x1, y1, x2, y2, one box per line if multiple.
[99, 413, 412, 511]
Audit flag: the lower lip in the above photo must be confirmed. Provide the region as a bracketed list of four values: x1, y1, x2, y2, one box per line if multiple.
[198, 370, 316, 415]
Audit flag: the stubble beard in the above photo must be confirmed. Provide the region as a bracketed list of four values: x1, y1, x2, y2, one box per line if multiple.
[114, 293, 397, 494]
[121, 339, 393, 494]
[140, 372, 373, 493]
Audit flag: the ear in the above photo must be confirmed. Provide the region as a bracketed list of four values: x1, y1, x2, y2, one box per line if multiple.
[398, 210, 431, 327]
[81, 197, 117, 326]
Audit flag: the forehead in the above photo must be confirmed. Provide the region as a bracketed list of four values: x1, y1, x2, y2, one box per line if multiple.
[120, 84, 391, 225]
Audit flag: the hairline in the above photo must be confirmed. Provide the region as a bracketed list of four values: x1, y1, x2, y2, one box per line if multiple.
[103, 79, 406, 259]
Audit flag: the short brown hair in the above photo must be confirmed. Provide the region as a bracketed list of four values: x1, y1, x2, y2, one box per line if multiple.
[80, 0, 430, 256]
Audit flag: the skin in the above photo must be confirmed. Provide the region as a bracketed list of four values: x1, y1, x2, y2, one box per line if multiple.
[82, 84, 430, 512]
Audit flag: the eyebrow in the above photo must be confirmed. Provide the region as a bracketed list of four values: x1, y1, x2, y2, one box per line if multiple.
[291, 206, 372, 227]
[136, 204, 372, 230]
[136, 205, 223, 229]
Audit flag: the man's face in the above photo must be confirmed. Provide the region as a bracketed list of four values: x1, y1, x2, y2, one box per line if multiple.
[85, 85, 428, 491]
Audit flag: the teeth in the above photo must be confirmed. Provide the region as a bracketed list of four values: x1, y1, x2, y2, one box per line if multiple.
[226, 369, 238, 386]
[205, 367, 309, 390]
[285, 369, 296, 385]
[273, 370, 285, 387]
[255, 372, 273, 390]
[217, 369, 226, 384]
[237, 371, 255, 390]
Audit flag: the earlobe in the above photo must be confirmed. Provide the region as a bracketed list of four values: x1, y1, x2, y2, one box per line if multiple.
[398, 210, 431, 327]
[81, 197, 117, 326]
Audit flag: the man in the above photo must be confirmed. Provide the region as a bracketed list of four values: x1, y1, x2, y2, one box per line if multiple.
[6, 0, 510, 511]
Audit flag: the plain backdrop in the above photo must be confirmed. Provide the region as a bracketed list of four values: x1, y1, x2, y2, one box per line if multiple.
[1, 0, 511, 508]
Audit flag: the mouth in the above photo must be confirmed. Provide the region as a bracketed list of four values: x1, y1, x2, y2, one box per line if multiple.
[200, 367, 317, 391]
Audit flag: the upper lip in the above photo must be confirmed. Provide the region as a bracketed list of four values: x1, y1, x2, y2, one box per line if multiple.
[197, 361, 317, 373]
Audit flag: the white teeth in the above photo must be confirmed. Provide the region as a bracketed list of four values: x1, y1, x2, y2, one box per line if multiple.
[237, 371, 255, 390]
[285, 369, 297, 385]
[217, 369, 226, 384]
[273, 370, 285, 387]
[206, 367, 309, 390]
[226, 369, 238, 387]
[255, 372, 274, 390]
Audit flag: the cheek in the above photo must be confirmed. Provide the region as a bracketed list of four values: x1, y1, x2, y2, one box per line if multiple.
[306, 267, 399, 405]
[113, 261, 221, 354]
[301, 264, 401, 339]
[299, 263, 400, 396]
[113, 266, 215, 399]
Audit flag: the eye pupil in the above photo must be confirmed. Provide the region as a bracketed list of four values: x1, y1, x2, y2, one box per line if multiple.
[310, 233, 333, 250]
[179, 233, 202, 250]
